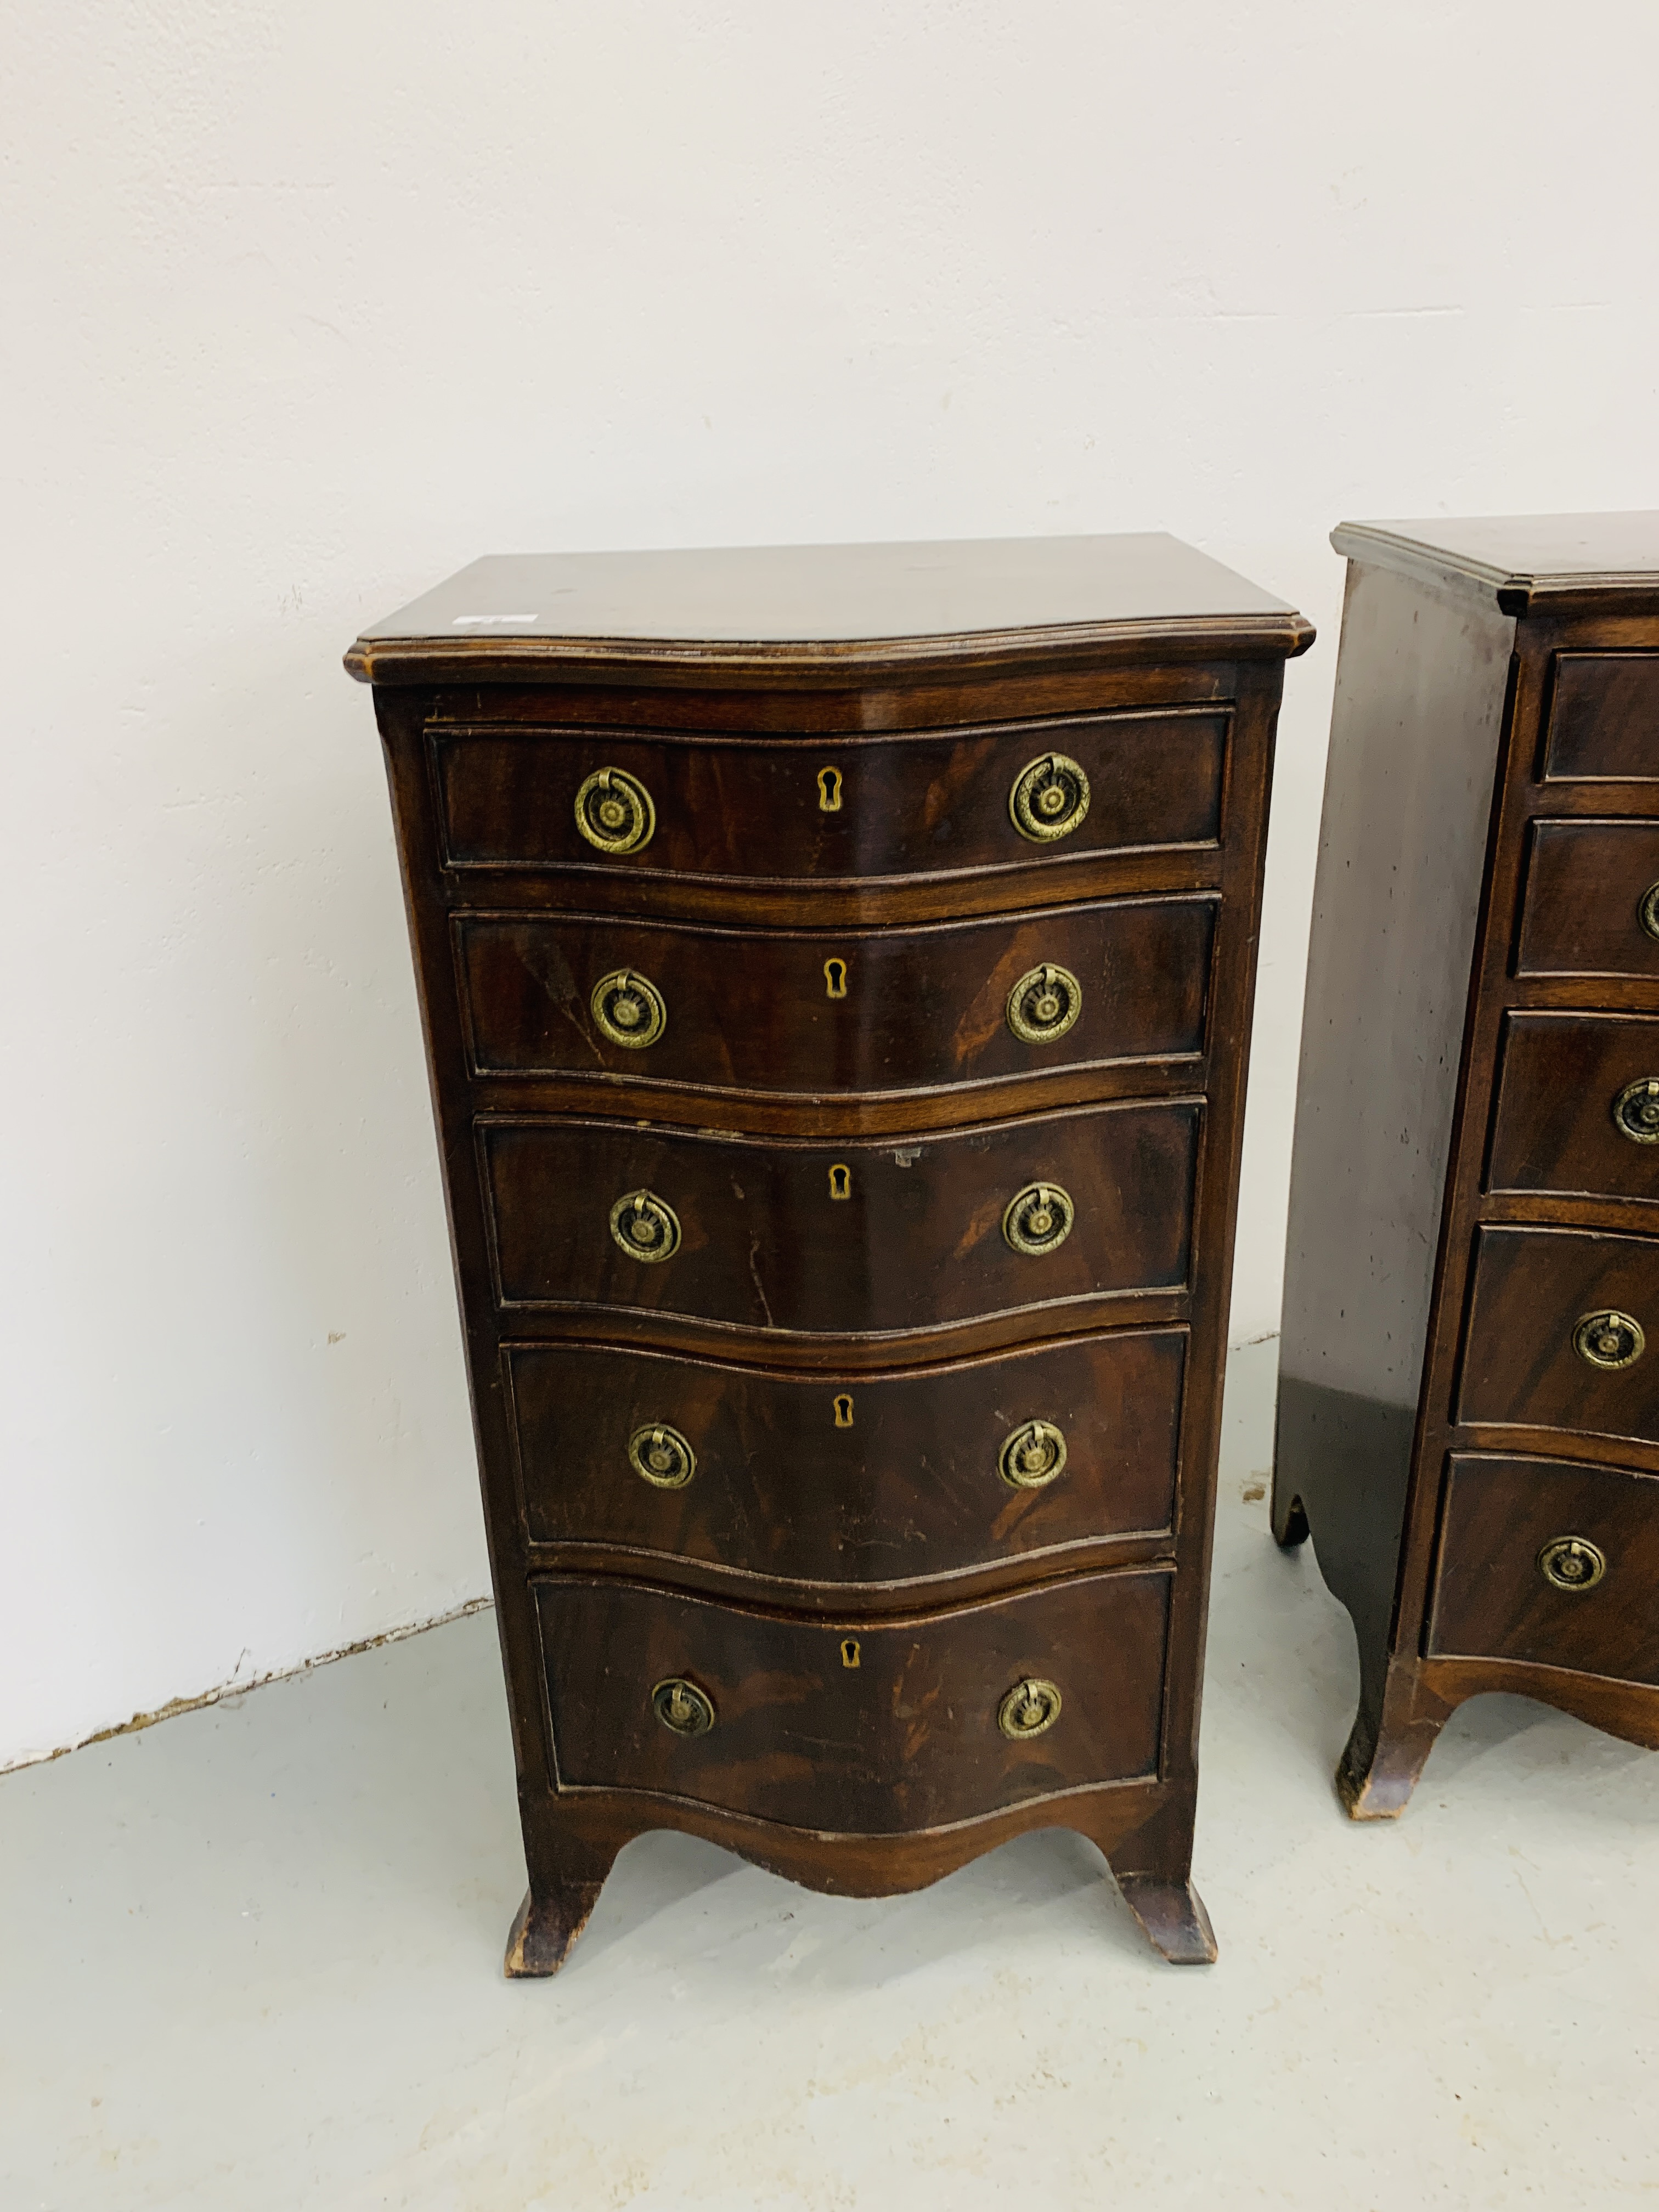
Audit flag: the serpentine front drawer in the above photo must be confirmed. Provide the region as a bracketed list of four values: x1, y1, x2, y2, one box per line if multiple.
[479, 1100, 1199, 1339]
[1457, 1226, 1659, 1448]
[533, 1566, 1171, 1832]
[1487, 1012, 1659, 1204]
[455, 895, 1216, 1097]
[1515, 820, 1659, 981]
[1541, 653, 1659, 782]
[505, 1328, 1186, 1593]
[430, 707, 1228, 885]
[1427, 1453, 1659, 1685]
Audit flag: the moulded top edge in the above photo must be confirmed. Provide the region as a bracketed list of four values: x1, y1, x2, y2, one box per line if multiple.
[1333, 514, 1659, 615]
[344, 534, 1314, 682]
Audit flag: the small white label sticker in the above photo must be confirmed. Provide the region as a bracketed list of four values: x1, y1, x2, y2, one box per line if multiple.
[451, 613, 539, 627]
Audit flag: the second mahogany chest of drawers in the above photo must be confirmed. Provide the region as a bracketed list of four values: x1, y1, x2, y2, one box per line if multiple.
[348, 534, 1312, 1967]
[1276, 514, 1659, 1815]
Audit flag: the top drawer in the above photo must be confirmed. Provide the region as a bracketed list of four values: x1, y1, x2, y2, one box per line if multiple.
[428, 707, 1228, 885]
[1543, 654, 1659, 782]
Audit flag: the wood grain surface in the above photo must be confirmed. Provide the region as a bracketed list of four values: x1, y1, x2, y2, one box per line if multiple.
[1487, 1013, 1659, 1204]
[430, 709, 1227, 884]
[455, 896, 1215, 1098]
[534, 1567, 1170, 1831]
[506, 1329, 1186, 1592]
[1516, 819, 1659, 980]
[1543, 653, 1659, 781]
[481, 1101, 1199, 1339]
[1427, 1453, 1659, 1683]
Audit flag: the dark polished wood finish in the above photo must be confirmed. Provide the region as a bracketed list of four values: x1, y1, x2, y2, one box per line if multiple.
[1544, 656, 1659, 781]
[431, 709, 1228, 884]
[481, 1102, 1199, 1339]
[1427, 1454, 1659, 1683]
[454, 895, 1216, 1096]
[1488, 1014, 1659, 1204]
[1458, 1227, 1659, 1444]
[507, 1331, 1186, 1596]
[1515, 820, 1659, 980]
[535, 1568, 1170, 1831]
[351, 533, 1311, 1968]
[1276, 514, 1659, 1817]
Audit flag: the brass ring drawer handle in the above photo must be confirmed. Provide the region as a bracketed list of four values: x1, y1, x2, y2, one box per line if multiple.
[1640, 881, 1659, 943]
[1002, 1181, 1075, 1256]
[1612, 1076, 1659, 1144]
[609, 1189, 681, 1263]
[1010, 752, 1090, 844]
[652, 1677, 715, 1735]
[575, 766, 656, 855]
[592, 968, 667, 1048]
[998, 1419, 1068, 1489]
[628, 1423, 696, 1488]
[998, 1677, 1062, 1739]
[1538, 1536, 1606, 1592]
[1572, 1308, 1645, 1370]
[1007, 963, 1082, 1045]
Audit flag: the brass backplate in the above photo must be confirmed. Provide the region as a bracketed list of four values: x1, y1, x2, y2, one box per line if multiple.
[1009, 753, 1090, 844]
[998, 1419, 1068, 1489]
[1007, 962, 1082, 1046]
[609, 1189, 681, 1264]
[1538, 1535, 1607, 1593]
[1002, 1181, 1075, 1256]
[591, 967, 668, 1049]
[1612, 1076, 1659, 1144]
[574, 766, 656, 855]
[998, 1678, 1062, 1739]
[651, 1678, 715, 1735]
[628, 1423, 696, 1488]
[1572, 1308, 1645, 1370]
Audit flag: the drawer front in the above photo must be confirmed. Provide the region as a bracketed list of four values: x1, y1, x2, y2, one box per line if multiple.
[535, 1568, 1169, 1830]
[457, 897, 1215, 1095]
[1427, 1452, 1659, 1685]
[1543, 653, 1659, 782]
[1457, 1226, 1659, 1447]
[431, 709, 1227, 883]
[1488, 1013, 1659, 1204]
[1516, 821, 1659, 981]
[506, 1330, 1185, 1584]
[482, 1102, 1198, 1335]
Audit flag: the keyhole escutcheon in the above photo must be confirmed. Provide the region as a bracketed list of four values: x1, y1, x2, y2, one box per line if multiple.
[817, 766, 843, 812]
[833, 1393, 854, 1428]
[828, 1163, 851, 1201]
[840, 1638, 861, 1669]
[823, 957, 848, 999]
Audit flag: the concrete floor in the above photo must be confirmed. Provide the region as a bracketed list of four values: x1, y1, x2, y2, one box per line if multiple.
[5, 1339, 1658, 2210]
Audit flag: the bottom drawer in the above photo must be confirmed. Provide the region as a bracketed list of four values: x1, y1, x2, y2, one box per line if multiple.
[534, 1568, 1169, 1832]
[1427, 1453, 1659, 1685]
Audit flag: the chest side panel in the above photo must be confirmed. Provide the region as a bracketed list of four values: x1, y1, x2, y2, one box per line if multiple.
[1276, 565, 1513, 1660]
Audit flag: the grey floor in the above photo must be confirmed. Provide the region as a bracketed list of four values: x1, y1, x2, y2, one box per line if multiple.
[5, 1338, 1658, 2210]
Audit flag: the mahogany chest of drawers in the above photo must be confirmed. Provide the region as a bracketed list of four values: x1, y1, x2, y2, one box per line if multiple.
[347, 535, 1312, 1967]
[1276, 514, 1659, 1815]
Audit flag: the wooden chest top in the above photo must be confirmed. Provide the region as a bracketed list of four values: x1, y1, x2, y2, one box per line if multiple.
[346, 532, 1312, 686]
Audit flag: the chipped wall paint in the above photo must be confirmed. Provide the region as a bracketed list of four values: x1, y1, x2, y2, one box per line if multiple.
[8, 1601, 495, 1777]
[4, 0, 1657, 1768]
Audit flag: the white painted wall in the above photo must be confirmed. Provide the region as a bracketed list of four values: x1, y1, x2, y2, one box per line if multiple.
[5, 0, 1656, 1769]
